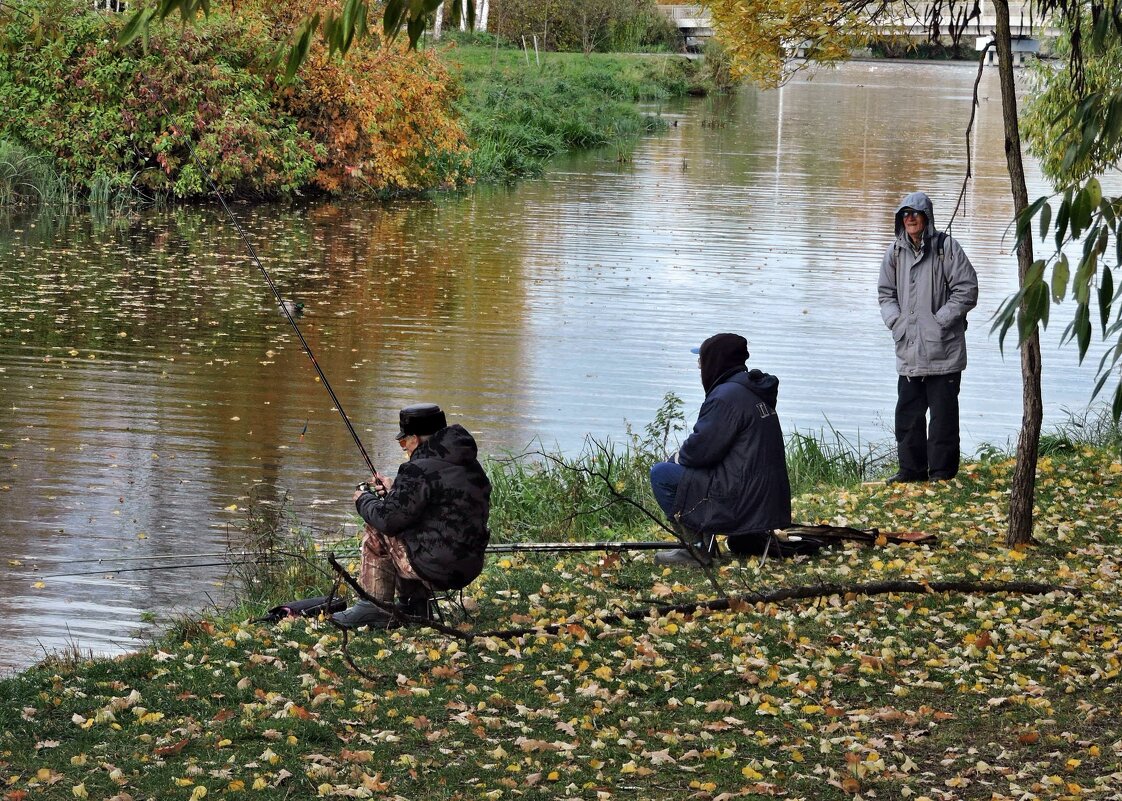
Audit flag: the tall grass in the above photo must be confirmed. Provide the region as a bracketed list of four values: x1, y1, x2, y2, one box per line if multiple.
[1038, 406, 1122, 456]
[786, 425, 894, 491]
[486, 395, 893, 545]
[447, 46, 706, 182]
[0, 140, 70, 207]
[487, 394, 686, 542]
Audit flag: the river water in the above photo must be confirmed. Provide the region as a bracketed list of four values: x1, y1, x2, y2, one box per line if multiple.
[0, 61, 1112, 673]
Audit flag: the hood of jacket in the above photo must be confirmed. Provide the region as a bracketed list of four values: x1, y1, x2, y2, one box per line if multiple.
[410, 423, 479, 466]
[728, 368, 780, 408]
[698, 333, 751, 394]
[894, 191, 936, 242]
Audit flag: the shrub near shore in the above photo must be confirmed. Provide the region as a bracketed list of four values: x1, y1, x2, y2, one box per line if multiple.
[0, 2, 706, 202]
[2, 435, 1120, 799]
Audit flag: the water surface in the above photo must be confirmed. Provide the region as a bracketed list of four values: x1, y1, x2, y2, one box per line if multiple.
[0, 61, 1111, 672]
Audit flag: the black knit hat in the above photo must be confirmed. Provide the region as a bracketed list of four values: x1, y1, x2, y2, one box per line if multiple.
[396, 403, 447, 439]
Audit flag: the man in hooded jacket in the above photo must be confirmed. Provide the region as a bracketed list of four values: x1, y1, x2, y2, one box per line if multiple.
[649, 333, 792, 566]
[878, 191, 978, 482]
[332, 403, 491, 628]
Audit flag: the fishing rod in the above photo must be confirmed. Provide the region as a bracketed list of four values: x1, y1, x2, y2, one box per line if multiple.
[1, 542, 687, 585]
[486, 541, 679, 553]
[0, 558, 283, 584]
[163, 106, 377, 477]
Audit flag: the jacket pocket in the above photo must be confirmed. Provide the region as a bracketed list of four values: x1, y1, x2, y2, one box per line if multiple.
[891, 317, 907, 342]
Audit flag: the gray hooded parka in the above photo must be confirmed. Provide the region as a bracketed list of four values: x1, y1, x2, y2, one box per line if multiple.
[877, 191, 978, 377]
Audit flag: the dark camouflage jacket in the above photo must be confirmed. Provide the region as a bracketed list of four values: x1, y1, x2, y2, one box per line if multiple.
[355, 424, 491, 590]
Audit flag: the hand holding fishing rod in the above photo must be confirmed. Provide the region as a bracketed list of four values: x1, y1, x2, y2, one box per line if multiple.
[355, 471, 390, 499]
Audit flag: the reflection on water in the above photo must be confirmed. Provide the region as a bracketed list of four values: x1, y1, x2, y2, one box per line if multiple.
[0, 61, 1110, 672]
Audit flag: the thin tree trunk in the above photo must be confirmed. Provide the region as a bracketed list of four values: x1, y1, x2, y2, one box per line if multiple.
[433, 2, 443, 40]
[993, 0, 1043, 547]
[479, 0, 489, 31]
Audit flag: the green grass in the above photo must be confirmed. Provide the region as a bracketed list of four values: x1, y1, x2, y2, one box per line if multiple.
[2, 443, 1120, 800]
[0, 139, 70, 207]
[445, 45, 707, 182]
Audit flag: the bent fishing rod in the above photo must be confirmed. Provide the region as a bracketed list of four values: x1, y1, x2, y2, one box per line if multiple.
[164, 108, 377, 478]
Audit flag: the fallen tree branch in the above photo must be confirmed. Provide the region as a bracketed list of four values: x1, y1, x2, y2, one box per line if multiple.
[326, 553, 1078, 652]
[472, 579, 1079, 640]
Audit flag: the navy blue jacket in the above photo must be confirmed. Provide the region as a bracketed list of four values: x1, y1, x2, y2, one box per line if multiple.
[673, 368, 792, 535]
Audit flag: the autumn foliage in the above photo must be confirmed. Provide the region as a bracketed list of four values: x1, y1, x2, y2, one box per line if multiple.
[0, 0, 467, 198]
[271, 0, 468, 195]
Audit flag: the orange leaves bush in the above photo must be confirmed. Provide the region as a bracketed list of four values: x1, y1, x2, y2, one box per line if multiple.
[272, 0, 468, 195]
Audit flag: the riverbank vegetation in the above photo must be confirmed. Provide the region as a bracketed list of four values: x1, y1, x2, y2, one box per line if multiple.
[2, 410, 1120, 799]
[445, 37, 706, 182]
[0, 0, 709, 205]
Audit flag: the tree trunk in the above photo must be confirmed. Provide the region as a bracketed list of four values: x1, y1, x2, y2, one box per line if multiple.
[993, 0, 1043, 547]
[479, 0, 489, 32]
[433, 2, 443, 40]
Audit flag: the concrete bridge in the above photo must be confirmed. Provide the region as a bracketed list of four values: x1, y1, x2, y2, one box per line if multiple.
[657, 2, 1057, 64]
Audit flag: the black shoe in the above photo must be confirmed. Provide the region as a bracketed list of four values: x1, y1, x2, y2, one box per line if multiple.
[655, 546, 713, 568]
[929, 472, 957, 482]
[330, 600, 396, 629]
[886, 470, 927, 484]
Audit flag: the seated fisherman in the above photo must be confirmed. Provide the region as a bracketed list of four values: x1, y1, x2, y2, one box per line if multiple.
[649, 333, 792, 566]
[332, 403, 492, 628]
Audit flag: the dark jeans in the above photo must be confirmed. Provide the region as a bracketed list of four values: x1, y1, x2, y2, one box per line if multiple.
[649, 461, 685, 519]
[896, 372, 961, 480]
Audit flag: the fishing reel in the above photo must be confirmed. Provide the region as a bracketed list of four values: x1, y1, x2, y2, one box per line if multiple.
[356, 481, 387, 498]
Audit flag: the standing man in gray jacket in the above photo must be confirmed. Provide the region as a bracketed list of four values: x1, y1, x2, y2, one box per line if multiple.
[878, 191, 978, 482]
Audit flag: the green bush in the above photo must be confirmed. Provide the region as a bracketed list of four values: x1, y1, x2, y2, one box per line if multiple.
[0, 0, 319, 199]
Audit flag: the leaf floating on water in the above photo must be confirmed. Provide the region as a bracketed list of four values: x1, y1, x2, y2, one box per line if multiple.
[224, 504, 239, 511]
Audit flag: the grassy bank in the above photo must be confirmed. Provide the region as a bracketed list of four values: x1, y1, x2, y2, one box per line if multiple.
[3, 415, 1121, 799]
[444, 41, 707, 183]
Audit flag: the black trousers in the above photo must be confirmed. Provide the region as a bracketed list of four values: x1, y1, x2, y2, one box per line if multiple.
[895, 372, 961, 480]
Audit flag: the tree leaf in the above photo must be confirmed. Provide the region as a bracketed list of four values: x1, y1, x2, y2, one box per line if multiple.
[1056, 193, 1071, 248]
[1100, 266, 1114, 334]
[1051, 253, 1070, 302]
[117, 7, 157, 48]
[1087, 177, 1103, 209]
[1075, 302, 1092, 361]
[1016, 196, 1048, 249]
[1039, 201, 1052, 242]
